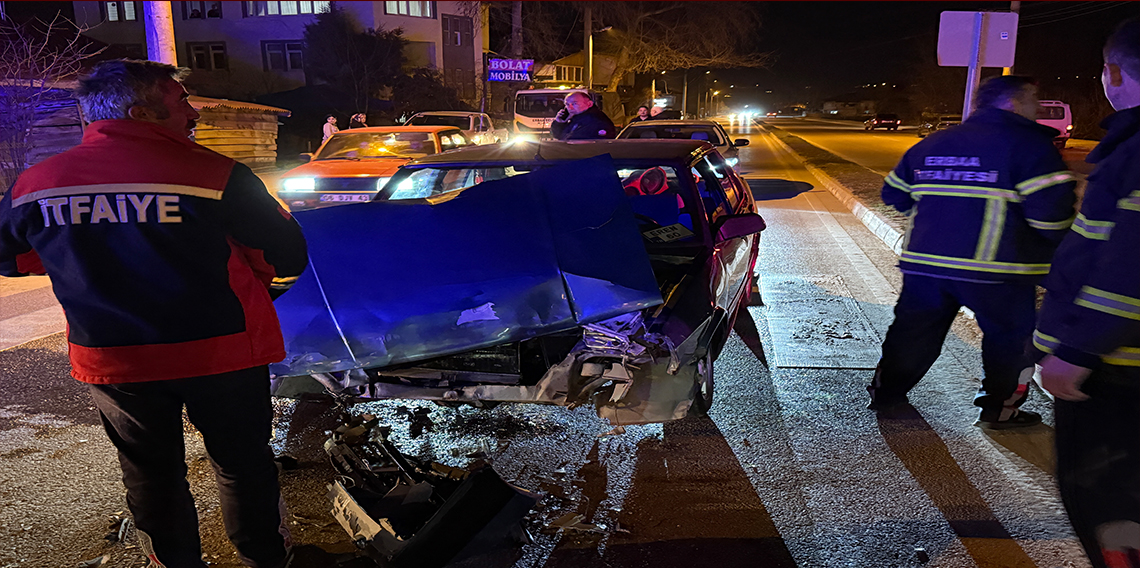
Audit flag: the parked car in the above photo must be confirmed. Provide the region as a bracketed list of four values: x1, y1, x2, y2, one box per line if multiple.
[404, 111, 509, 145]
[277, 126, 469, 211]
[616, 119, 750, 168]
[1036, 100, 1073, 149]
[917, 114, 962, 137]
[864, 113, 900, 131]
[271, 139, 767, 424]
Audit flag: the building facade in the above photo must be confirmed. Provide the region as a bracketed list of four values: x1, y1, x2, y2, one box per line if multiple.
[72, 1, 483, 102]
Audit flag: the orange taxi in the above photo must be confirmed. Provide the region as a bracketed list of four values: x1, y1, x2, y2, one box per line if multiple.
[277, 125, 470, 211]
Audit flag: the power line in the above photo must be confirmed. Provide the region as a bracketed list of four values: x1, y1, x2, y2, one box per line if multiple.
[1020, 1, 1134, 28]
[1020, 1, 1121, 21]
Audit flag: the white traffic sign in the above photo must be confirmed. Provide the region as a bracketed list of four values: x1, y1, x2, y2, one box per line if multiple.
[938, 11, 1018, 68]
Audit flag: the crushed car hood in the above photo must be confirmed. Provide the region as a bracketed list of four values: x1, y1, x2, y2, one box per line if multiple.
[271, 155, 663, 377]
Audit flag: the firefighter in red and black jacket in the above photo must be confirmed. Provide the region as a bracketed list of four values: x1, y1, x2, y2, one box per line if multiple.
[867, 75, 1077, 429]
[0, 60, 307, 568]
[1035, 18, 1140, 568]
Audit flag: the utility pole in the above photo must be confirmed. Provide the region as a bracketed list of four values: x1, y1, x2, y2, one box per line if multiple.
[1002, 1, 1021, 75]
[143, 2, 176, 64]
[583, 5, 592, 89]
[681, 70, 688, 118]
[511, 1, 523, 57]
[650, 78, 656, 104]
[144, 2, 176, 64]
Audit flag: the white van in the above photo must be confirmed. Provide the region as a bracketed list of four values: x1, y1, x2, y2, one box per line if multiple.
[1036, 100, 1073, 149]
[513, 88, 625, 138]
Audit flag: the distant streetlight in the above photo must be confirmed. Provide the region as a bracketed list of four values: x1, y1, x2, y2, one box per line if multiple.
[705, 71, 711, 74]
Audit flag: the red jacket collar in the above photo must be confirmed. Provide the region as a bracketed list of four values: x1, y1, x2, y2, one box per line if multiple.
[82, 119, 199, 149]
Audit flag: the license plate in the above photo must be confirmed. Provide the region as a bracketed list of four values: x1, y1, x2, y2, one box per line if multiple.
[319, 193, 372, 203]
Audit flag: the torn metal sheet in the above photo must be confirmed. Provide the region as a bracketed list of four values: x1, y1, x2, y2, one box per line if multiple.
[271, 155, 662, 378]
[760, 273, 882, 369]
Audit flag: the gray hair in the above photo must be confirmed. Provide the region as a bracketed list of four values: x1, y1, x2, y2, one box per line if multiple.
[974, 75, 1037, 111]
[76, 59, 190, 122]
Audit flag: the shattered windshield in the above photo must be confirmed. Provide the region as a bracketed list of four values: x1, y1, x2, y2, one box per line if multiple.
[317, 132, 437, 160]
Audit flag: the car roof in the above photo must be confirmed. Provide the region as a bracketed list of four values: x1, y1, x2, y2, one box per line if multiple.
[409, 111, 483, 117]
[622, 120, 721, 128]
[335, 125, 459, 134]
[404, 139, 711, 167]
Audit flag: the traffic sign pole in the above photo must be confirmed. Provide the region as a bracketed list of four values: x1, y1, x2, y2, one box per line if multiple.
[962, 11, 985, 120]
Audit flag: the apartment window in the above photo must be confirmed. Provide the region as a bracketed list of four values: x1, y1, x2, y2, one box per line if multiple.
[263, 41, 304, 72]
[244, 1, 329, 17]
[187, 42, 228, 70]
[184, 1, 222, 19]
[103, 1, 138, 22]
[384, 1, 434, 18]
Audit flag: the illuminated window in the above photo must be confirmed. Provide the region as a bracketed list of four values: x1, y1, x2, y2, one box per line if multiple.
[263, 41, 304, 71]
[244, 1, 329, 17]
[183, 1, 223, 19]
[103, 2, 138, 22]
[384, 1, 435, 18]
[187, 42, 227, 71]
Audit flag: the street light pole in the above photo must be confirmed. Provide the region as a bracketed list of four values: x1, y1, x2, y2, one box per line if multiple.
[583, 6, 592, 89]
[143, 1, 176, 64]
[1002, 1, 1021, 75]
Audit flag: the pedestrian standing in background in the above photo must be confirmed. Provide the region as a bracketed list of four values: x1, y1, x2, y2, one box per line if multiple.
[649, 105, 665, 119]
[1034, 18, 1140, 568]
[629, 105, 652, 123]
[550, 91, 616, 140]
[867, 75, 1077, 429]
[348, 113, 368, 129]
[0, 59, 309, 568]
[322, 114, 338, 142]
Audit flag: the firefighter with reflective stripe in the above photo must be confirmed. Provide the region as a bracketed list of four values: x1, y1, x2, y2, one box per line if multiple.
[1035, 18, 1140, 568]
[868, 75, 1077, 429]
[0, 61, 307, 567]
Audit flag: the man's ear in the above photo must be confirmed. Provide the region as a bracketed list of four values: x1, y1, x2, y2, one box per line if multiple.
[126, 105, 152, 121]
[1106, 62, 1124, 88]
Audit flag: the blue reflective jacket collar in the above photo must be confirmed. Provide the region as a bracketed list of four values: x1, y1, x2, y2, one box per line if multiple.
[1089, 106, 1140, 165]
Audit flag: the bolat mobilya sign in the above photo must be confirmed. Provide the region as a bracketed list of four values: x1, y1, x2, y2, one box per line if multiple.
[488, 58, 534, 82]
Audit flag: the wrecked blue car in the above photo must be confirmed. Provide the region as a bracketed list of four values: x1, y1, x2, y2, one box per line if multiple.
[270, 140, 765, 424]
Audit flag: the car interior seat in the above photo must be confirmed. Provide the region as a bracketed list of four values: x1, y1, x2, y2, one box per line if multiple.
[690, 131, 710, 141]
[638, 131, 658, 139]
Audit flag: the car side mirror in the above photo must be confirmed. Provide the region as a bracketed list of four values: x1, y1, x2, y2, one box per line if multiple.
[734, 138, 750, 147]
[713, 212, 766, 242]
[298, 152, 313, 163]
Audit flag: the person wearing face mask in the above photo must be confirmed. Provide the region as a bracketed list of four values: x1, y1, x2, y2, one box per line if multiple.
[550, 91, 616, 140]
[1033, 18, 1140, 568]
[0, 59, 308, 568]
[867, 74, 1077, 430]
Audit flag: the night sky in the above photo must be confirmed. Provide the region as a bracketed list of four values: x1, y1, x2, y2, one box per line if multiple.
[722, 1, 1138, 107]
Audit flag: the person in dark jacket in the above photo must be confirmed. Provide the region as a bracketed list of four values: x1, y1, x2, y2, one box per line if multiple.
[348, 112, 368, 128]
[0, 60, 308, 568]
[1034, 18, 1140, 568]
[550, 91, 616, 140]
[868, 75, 1077, 429]
[629, 105, 652, 123]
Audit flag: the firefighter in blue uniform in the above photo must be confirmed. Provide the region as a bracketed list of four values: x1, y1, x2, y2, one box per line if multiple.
[1035, 18, 1140, 568]
[868, 75, 1077, 428]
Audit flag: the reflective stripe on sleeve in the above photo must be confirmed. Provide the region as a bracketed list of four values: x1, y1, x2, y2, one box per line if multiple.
[900, 251, 1050, 275]
[1074, 286, 1140, 320]
[1102, 347, 1140, 366]
[1032, 330, 1059, 353]
[270, 275, 300, 290]
[1119, 190, 1140, 212]
[1016, 171, 1076, 196]
[975, 199, 1006, 261]
[884, 171, 912, 193]
[1072, 212, 1114, 240]
[1026, 215, 1075, 231]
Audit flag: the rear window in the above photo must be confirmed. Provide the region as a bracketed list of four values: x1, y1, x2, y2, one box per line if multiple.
[1036, 106, 1067, 120]
[406, 115, 470, 129]
[618, 125, 725, 145]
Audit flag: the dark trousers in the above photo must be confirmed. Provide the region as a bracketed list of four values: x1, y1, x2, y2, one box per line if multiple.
[87, 366, 289, 568]
[1056, 366, 1140, 568]
[868, 273, 1036, 412]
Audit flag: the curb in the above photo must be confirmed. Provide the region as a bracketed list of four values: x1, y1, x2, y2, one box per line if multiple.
[759, 122, 904, 255]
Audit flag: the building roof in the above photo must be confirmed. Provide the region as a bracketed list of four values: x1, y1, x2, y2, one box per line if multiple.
[189, 96, 291, 116]
[405, 139, 712, 167]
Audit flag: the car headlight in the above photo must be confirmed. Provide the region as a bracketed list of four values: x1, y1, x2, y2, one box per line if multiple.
[726, 157, 739, 167]
[375, 177, 392, 190]
[282, 177, 315, 192]
[1066, 124, 1074, 131]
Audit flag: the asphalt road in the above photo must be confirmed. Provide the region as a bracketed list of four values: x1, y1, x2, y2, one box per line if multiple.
[760, 116, 1097, 178]
[0, 125, 1090, 568]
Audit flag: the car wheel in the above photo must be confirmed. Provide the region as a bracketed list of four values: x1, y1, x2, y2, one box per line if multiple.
[687, 353, 714, 417]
